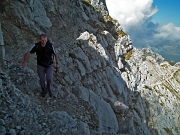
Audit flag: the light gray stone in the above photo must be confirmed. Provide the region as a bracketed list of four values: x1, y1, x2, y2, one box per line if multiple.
[89, 90, 119, 134]
[9, 129, 16, 135]
[0, 126, 6, 135]
[76, 122, 90, 135]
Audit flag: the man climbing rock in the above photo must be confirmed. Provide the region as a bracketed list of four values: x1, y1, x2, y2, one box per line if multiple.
[22, 34, 59, 97]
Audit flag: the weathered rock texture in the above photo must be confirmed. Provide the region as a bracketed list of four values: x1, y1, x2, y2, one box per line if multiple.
[0, 0, 179, 135]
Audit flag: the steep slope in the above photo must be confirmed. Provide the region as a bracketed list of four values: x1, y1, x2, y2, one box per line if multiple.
[126, 48, 180, 135]
[0, 0, 179, 135]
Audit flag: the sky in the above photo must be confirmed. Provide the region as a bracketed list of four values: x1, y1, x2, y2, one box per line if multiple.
[105, 0, 180, 62]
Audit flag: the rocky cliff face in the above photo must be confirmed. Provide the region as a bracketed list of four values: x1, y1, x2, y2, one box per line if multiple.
[0, 0, 179, 135]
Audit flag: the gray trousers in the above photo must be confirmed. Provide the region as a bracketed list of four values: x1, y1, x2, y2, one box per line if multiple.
[37, 64, 53, 94]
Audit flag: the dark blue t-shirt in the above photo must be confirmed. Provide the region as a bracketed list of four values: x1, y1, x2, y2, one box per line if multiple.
[29, 41, 56, 67]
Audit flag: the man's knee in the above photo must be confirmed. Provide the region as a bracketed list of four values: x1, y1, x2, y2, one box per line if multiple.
[46, 75, 53, 83]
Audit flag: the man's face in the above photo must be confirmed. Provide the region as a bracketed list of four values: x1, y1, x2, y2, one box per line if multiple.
[40, 36, 47, 46]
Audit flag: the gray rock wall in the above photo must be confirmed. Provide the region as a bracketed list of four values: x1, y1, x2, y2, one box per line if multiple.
[0, 0, 179, 135]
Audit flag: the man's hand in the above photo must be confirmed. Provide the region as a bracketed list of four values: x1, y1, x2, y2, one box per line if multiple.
[22, 52, 31, 67]
[55, 64, 59, 69]
[22, 61, 28, 67]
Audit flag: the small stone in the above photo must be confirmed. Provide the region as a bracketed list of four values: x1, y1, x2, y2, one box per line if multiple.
[46, 132, 51, 135]
[42, 123, 47, 126]
[0, 119, 5, 125]
[0, 126, 6, 135]
[9, 129, 16, 135]
[16, 126, 21, 130]
[13, 110, 20, 118]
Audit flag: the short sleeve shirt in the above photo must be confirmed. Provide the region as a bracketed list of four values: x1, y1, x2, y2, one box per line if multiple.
[29, 41, 56, 67]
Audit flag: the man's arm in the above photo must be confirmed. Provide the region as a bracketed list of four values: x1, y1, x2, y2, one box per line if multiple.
[22, 52, 31, 67]
[54, 54, 59, 68]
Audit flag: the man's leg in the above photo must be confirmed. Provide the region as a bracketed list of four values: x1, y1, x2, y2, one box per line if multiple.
[37, 65, 47, 97]
[46, 64, 53, 96]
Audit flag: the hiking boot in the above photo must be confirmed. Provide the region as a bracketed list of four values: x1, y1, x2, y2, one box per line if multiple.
[41, 92, 47, 97]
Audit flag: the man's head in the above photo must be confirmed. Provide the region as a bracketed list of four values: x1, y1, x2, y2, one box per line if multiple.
[40, 34, 48, 47]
